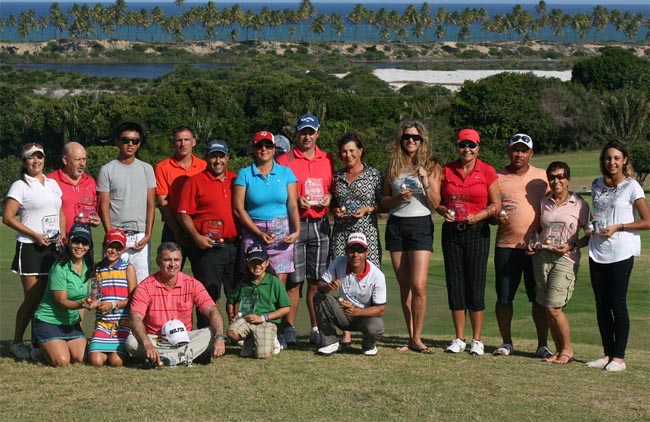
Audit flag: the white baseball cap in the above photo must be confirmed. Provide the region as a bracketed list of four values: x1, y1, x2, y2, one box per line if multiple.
[162, 319, 190, 346]
[346, 232, 368, 249]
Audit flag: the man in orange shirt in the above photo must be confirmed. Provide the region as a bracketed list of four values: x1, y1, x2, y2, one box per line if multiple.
[492, 133, 551, 358]
[154, 126, 206, 267]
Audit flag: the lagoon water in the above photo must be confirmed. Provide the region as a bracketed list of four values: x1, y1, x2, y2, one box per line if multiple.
[1, 2, 648, 43]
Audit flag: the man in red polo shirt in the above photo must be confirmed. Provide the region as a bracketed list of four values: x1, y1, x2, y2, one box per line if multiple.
[126, 242, 226, 367]
[47, 142, 100, 235]
[178, 140, 239, 328]
[154, 126, 206, 262]
[276, 113, 334, 346]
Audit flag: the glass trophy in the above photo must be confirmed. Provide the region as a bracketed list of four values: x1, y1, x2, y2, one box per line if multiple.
[304, 178, 324, 206]
[592, 210, 608, 235]
[542, 222, 565, 248]
[118, 221, 139, 248]
[74, 198, 97, 225]
[239, 293, 258, 317]
[206, 220, 224, 245]
[268, 217, 289, 243]
[500, 194, 517, 217]
[41, 215, 60, 244]
[528, 231, 539, 249]
[449, 194, 469, 222]
[87, 277, 102, 301]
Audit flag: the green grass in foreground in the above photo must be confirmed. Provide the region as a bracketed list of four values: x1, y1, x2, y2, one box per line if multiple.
[0, 150, 648, 421]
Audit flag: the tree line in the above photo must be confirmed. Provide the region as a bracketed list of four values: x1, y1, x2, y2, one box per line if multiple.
[1, 46, 648, 200]
[2, 0, 649, 43]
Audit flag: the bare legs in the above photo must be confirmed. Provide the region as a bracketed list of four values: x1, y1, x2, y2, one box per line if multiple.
[451, 309, 483, 341]
[41, 338, 86, 367]
[88, 351, 126, 367]
[390, 250, 431, 349]
[14, 275, 45, 344]
[545, 307, 573, 364]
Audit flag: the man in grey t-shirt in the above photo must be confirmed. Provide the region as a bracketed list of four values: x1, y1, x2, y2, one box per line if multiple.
[97, 121, 156, 282]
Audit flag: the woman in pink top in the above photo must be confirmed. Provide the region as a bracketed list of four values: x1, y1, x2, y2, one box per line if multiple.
[528, 162, 589, 365]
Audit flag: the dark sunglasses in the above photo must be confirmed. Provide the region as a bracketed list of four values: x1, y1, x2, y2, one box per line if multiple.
[547, 173, 567, 181]
[120, 137, 141, 145]
[346, 245, 368, 254]
[457, 141, 478, 150]
[254, 142, 275, 150]
[401, 134, 423, 142]
[70, 238, 90, 246]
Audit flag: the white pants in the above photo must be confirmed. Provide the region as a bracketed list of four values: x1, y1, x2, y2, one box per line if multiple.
[120, 232, 150, 283]
[125, 328, 213, 365]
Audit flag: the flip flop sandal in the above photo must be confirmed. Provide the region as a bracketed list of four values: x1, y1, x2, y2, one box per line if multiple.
[493, 343, 513, 356]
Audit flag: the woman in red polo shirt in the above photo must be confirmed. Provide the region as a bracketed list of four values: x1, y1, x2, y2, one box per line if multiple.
[437, 128, 501, 356]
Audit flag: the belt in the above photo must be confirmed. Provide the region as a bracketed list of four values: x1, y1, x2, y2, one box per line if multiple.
[449, 221, 485, 231]
[211, 237, 239, 246]
[300, 216, 326, 223]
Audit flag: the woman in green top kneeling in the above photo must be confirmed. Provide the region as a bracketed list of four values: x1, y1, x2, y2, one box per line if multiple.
[32, 224, 94, 367]
[227, 244, 291, 359]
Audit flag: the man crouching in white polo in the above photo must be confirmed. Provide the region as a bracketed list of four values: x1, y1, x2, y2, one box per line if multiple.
[315, 233, 386, 356]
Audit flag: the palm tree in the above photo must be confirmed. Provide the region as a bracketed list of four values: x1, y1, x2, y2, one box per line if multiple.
[17, 10, 36, 41]
[548, 8, 566, 40]
[150, 6, 166, 42]
[622, 13, 643, 40]
[507, 4, 533, 41]
[569, 13, 592, 40]
[347, 4, 368, 41]
[592, 5, 610, 40]
[48, 3, 68, 39]
[200, 1, 220, 41]
[297, 0, 316, 41]
[329, 13, 345, 40]
[310, 13, 327, 41]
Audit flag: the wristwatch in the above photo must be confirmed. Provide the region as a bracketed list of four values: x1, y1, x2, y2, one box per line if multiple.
[570, 242, 580, 251]
[213, 333, 225, 340]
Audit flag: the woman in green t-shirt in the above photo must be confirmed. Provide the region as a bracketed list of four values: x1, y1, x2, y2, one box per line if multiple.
[32, 224, 94, 367]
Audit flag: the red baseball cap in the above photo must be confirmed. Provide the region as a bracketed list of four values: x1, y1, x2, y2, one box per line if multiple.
[104, 228, 127, 248]
[457, 128, 480, 144]
[252, 131, 275, 145]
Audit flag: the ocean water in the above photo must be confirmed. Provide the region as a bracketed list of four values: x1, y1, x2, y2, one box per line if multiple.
[0, 2, 648, 43]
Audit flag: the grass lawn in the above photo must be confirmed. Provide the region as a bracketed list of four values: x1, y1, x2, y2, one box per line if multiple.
[1, 150, 648, 421]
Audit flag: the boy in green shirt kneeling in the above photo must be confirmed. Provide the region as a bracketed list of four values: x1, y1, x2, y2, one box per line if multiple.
[227, 244, 291, 358]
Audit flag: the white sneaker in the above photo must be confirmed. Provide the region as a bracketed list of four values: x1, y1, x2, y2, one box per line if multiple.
[278, 333, 287, 350]
[445, 338, 466, 353]
[605, 361, 626, 372]
[317, 342, 340, 356]
[469, 339, 484, 356]
[283, 326, 297, 345]
[240, 337, 254, 358]
[309, 327, 320, 345]
[362, 345, 378, 356]
[272, 337, 281, 355]
[586, 358, 609, 369]
[10, 342, 31, 360]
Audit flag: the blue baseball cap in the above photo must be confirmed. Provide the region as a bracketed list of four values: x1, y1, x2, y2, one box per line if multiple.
[296, 114, 320, 131]
[205, 140, 229, 155]
[246, 243, 269, 262]
[69, 223, 92, 243]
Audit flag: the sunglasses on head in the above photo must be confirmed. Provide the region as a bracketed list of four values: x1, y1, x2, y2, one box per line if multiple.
[512, 134, 532, 144]
[457, 141, 478, 150]
[346, 245, 367, 254]
[401, 134, 423, 142]
[254, 142, 275, 150]
[22, 142, 44, 151]
[547, 173, 567, 181]
[120, 137, 141, 145]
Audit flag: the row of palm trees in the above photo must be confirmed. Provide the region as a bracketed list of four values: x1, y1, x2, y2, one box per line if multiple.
[2, 0, 648, 43]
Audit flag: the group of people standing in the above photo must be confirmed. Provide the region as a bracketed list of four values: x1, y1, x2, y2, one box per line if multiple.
[4, 116, 648, 371]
